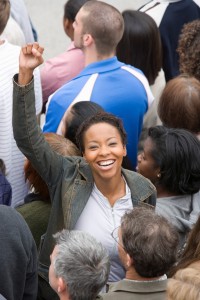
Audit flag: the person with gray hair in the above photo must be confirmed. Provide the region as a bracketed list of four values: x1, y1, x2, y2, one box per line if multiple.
[49, 229, 110, 300]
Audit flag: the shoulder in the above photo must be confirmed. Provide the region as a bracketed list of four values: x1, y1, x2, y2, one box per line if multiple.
[123, 169, 156, 204]
[0, 206, 35, 246]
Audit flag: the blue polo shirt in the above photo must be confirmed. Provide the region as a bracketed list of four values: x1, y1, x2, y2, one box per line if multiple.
[43, 57, 153, 169]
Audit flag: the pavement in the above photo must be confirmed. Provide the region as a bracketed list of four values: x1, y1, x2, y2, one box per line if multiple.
[24, 0, 149, 61]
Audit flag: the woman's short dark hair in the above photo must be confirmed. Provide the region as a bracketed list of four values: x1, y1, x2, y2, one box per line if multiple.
[116, 10, 162, 85]
[148, 126, 200, 194]
[65, 101, 104, 147]
[158, 75, 200, 134]
[64, 0, 92, 21]
[76, 112, 127, 153]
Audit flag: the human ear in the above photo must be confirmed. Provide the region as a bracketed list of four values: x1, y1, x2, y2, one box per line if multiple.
[57, 277, 66, 294]
[83, 34, 93, 47]
[123, 146, 127, 157]
[126, 253, 133, 268]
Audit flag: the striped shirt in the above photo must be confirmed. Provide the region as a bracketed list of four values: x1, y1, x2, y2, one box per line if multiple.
[0, 40, 42, 207]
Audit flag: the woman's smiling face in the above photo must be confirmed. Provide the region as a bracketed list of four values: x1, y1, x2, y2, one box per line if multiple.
[83, 122, 126, 183]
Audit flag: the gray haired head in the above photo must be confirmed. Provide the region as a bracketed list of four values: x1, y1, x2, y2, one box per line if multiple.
[53, 230, 110, 300]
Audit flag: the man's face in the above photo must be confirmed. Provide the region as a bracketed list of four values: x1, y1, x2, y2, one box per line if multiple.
[73, 8, 86, 49]
[49, 245, 59, 293]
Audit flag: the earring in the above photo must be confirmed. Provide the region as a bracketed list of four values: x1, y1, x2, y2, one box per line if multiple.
[157, 173, 161, 178]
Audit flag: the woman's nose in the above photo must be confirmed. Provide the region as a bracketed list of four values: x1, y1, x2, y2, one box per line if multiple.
[99, 145, 110, 156]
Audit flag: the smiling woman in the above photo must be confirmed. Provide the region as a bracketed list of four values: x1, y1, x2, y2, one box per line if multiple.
[12, 43, 156, 299]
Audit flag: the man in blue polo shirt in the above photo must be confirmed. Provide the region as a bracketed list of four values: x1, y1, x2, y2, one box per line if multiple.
[43, 1, 153, 169]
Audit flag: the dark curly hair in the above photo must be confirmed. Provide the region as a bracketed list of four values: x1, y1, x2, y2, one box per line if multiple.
[177, 19, 200, 81]
[76, 112, 127, 153]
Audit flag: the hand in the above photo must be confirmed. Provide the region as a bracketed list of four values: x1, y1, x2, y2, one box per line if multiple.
[18, 43, 44, 85]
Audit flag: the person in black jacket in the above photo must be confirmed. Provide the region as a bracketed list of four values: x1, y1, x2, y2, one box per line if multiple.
[0, 205, 38, 300]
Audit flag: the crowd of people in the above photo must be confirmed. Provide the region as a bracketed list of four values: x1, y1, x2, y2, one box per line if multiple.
[0, 0, 200, 299]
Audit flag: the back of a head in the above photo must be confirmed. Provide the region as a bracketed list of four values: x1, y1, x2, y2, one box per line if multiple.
[53, 229, 110, 300]
[64, 0, 92, 22]
[117, 10, 162, 85]
[177, 19, 200, 81]
[0, 0, 10, 35]
[158, 75, 200, 134]
[121, 207, 179, 278]
[167, 263, 200, 300]
[25, 133, 80, 199]
[81, 0, 124, 55]
[148, 126, 200, 195]
[65, 101, 104, 146]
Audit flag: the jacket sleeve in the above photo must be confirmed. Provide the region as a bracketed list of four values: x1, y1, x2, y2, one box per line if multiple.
[12, 74, 75, 190]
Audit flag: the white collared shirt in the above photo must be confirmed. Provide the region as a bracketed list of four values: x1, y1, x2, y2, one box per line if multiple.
[75, 181, 133, 282]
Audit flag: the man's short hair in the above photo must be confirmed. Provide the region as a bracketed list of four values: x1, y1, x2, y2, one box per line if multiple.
[53, 230, 110, 300]
[121, 207, 179, 278]
[0, 0, 10, 35]
[81, 1, 124, 55]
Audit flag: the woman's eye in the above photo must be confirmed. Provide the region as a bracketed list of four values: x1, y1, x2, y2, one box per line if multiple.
[109, 142, 117, 146]
[89, 145, 98, 150]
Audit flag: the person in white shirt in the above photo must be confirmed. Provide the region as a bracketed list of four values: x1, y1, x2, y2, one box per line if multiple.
[0, 0, 42, 207]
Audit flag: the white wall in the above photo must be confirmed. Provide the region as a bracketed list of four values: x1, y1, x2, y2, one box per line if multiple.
[24, 0, 149, 60]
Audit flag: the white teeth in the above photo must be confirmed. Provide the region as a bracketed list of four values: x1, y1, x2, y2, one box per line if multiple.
[98, 160, 114, 166]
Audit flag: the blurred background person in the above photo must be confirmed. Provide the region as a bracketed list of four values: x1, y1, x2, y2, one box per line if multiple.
[0, 205, 38, 299]
[116, 10, 165, 151]
[137, 126, 200, 248]
[139, 0, 200, 82]
[158, 75, 200, 138]
[0, 0, 42, 207]
[167, 263, 200, 300]
[41, 0, 92, 112]
[177, 19, 200, 81]
[169, 215, 200, 277]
